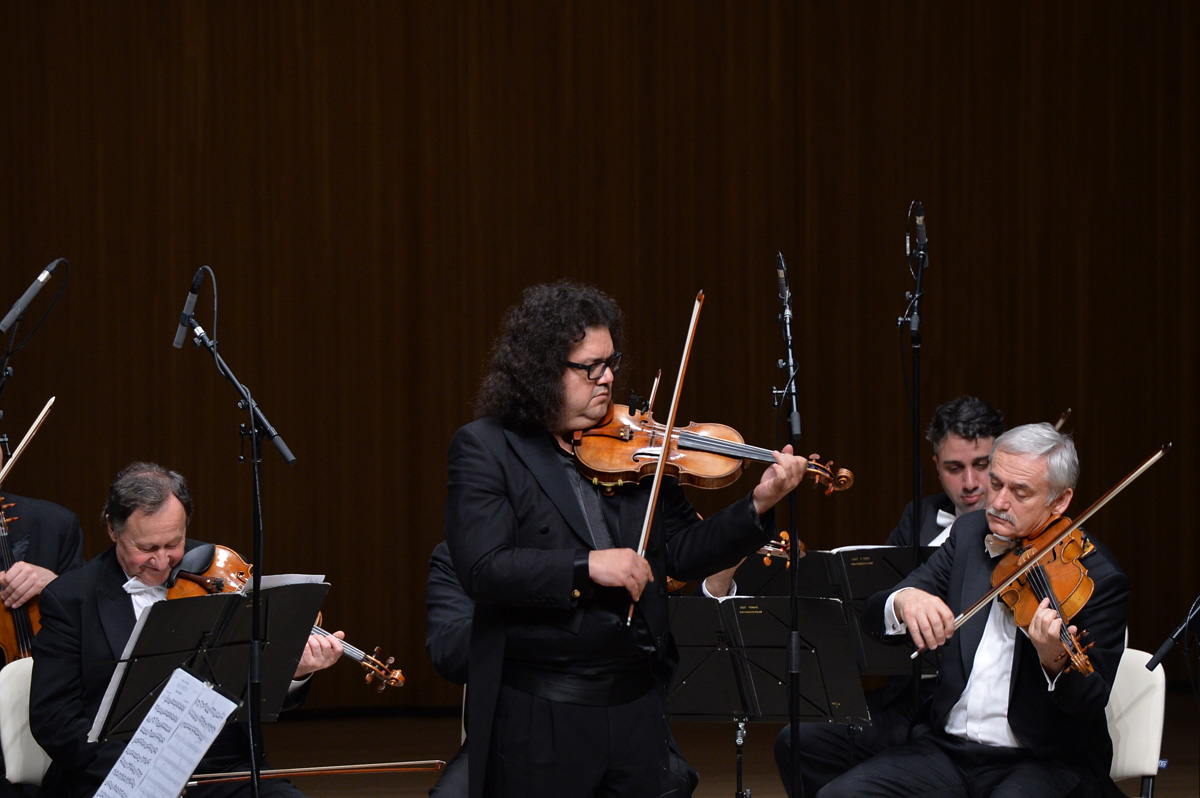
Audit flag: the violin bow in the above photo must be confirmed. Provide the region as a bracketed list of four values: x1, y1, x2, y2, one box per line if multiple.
[187, 758, 444, 787]
[627, 291, 704, 625]
[911, 442, 1171, 659]
[0, 396, 55, 490]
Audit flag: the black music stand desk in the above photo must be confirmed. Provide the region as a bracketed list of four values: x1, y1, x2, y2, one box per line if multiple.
[667, 595, 869, 725]
[91, 581, 328, 743]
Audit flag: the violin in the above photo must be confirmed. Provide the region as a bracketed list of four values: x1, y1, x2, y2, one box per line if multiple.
[910, 444, 1170, 666]
[757, 530, 803, 567]
[990, 515, 1095, 675]
[0, 499, 39, 663]
[666, 531, 802, 593]
[573, 403, 854, 494]
[166, 544, 405, 692]
[0, 397, 56, 665]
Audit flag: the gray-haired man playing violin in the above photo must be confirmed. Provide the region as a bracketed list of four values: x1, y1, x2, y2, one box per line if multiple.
[444, 281, 807, 798]
[820, 423, 1129, 798]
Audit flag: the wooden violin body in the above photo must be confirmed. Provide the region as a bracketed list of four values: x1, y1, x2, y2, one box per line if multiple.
[573, 404, 853, 493]
[0, 500, 40, 664]
[167, 544, 405, 691]
[991, 515, 1096, 675]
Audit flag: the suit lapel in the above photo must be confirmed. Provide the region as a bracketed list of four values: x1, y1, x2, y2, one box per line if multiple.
[957, 525, 995, 678]
[96, 551, 137, 661]
[505, 428, 594, 548]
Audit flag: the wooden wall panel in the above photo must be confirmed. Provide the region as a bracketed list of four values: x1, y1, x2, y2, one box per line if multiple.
[0, 1, 1194, 711]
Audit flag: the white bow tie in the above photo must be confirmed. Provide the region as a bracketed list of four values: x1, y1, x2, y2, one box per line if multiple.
[935, 509, 957, 530]
[983, 533, 1018, 558]
[122, 576, 166, 597]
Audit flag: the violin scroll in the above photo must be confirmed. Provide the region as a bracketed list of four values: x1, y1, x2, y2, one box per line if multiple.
[758, 530, 805, 567]
[803, 455, 854, 495]
[362, 646, 406, 691]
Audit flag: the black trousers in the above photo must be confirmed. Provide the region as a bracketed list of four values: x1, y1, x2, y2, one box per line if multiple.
[816, 728, 1082, 798]
[485, 685, 670, 798]
[774, 685, 919, 797]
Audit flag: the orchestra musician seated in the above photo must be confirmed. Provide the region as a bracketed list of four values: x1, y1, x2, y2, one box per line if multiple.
[819, 423, 1129, 798]
[775, 395, 1005, 795]
[28, 462, 344, 798]
[0, 447, 86, 798]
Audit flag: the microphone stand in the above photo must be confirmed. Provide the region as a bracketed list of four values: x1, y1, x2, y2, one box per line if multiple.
[181, 312, 295, 798]
[896, 201, 929, 719]
[1147, 594, 1200, 671]
[773, 254, 805, 798]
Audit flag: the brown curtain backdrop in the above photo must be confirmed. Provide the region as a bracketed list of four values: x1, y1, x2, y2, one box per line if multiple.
[0, 1, 1195, 711]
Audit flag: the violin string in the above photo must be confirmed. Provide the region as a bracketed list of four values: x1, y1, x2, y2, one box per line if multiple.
[0, 506, 35, 655]
[312, 625, 367, 661]
[674, 430, 773, 463]
[1024, 562, 1081, 656]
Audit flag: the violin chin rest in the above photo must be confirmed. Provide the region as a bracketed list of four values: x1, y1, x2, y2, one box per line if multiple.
[167, 543, 216, 587]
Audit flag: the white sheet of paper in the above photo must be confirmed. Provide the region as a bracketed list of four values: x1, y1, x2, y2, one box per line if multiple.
[94, 668, 237, 798]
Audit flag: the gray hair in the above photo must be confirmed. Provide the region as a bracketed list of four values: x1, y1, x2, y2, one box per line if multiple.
[102, 462, 193, 534]
[993, 423, 1078, 504]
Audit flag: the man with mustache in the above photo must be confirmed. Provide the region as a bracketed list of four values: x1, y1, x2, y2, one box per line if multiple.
[775, 395, 1005, 795]
[444, 281, 807, 798]
[819, 423, 1129, 798]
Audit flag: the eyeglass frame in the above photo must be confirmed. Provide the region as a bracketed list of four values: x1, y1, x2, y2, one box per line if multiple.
[564, 352, 622, 381]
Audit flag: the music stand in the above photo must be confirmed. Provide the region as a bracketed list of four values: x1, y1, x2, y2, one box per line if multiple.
[667, 595, 868, 724]
[825, 547, 939, 676]
[732, 548, 938, 676]
[92, 582, 328, 743]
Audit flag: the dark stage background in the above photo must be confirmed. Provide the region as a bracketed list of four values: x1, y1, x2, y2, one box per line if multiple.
[0, 2, 1195, 713]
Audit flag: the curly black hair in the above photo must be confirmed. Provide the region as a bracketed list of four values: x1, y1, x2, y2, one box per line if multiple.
[475, 280, 623, 431]
[925, 396, 1005, 454]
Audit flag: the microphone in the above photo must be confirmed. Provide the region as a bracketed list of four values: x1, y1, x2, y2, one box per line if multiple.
[913, 201, 928, 251]
[0, 259, 65, 335]
[172, 268, 206, 349]
[1146, 598, 1200, 671]
[775, 252, 791, 305]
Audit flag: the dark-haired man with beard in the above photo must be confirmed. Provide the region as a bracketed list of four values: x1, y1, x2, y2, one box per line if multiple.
[445, 281, 808, 798]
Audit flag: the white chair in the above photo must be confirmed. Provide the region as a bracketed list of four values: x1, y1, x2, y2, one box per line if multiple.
[0, 657, 52, 786]
[1105, 647, 1165, 798]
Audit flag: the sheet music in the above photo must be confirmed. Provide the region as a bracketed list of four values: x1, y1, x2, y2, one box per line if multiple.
[94, 668, 236, 798]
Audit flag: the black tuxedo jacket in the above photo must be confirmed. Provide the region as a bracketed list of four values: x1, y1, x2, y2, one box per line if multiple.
[886, 492, 956, 547]
[864, 511, 1129, 796]
[29, 541, 309, 798]
[0, 492, 84, 581]
[445, 418, 774, 798]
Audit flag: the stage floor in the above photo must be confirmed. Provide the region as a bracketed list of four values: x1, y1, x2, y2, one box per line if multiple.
[264, 687, 1198, 797]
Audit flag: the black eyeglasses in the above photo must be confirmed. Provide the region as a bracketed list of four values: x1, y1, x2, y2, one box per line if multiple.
[564, 352, 622, 381]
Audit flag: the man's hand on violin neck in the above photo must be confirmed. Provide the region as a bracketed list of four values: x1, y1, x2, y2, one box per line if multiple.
[895, 588, 956, 651]
[590, 548, 654, 602]
[752, 446, 808, 516]
[1028, 597, 1071, 676]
